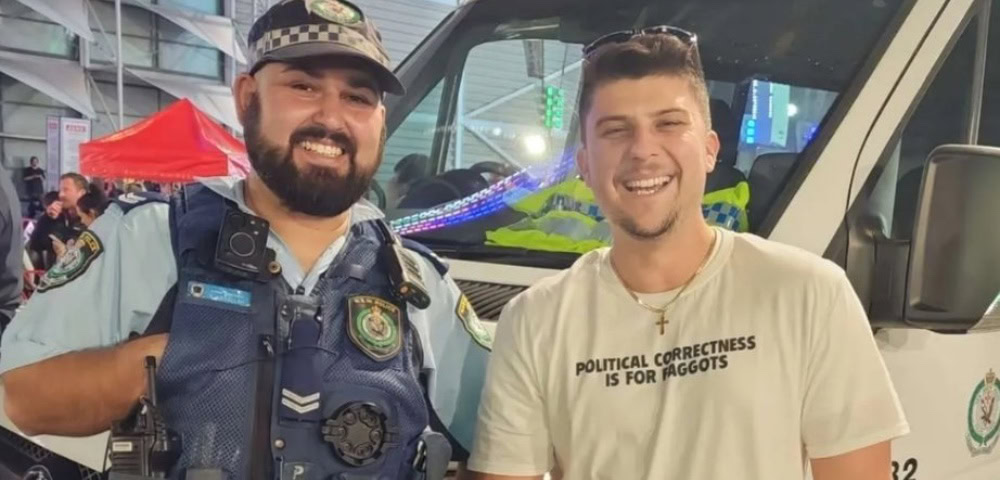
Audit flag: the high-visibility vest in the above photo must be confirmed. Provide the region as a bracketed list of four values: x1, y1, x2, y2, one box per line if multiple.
[486, 178, 751, 253]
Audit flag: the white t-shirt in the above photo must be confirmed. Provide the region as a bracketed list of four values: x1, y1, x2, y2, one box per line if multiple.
[468, 227, 909, 479]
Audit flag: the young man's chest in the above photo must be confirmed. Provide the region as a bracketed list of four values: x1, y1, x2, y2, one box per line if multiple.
[538, 275, 812, 473]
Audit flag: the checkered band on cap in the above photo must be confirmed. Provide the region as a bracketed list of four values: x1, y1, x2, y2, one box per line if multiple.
[250, 23, 389, 68]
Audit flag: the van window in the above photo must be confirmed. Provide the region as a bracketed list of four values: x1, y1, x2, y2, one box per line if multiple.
[891, 2, 992, 239]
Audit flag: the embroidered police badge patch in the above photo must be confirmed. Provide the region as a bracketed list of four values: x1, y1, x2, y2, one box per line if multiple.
[456, 294, 492, 350]
[307, 0, 361, 25]
[37, 231, 103, 293]
[347, 295, 402, 361]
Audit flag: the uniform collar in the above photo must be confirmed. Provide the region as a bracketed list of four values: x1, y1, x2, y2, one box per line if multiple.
[195, 176, 385, 224]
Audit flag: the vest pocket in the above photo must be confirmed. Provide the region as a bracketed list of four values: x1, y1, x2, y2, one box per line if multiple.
[155, 282, 271, 479]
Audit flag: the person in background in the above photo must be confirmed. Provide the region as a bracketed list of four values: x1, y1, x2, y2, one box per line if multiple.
[124, 182, 145, 194]
[103, 180, 124, 199]
[386, 153, 429, 209]
[143, 181, 162, 193]
[27, 192, 73, 270]
[22, 156, 45, 218]
[76, 186, 108, 227]
[0, 167, 23, 334]
[58, 173, 89, 224]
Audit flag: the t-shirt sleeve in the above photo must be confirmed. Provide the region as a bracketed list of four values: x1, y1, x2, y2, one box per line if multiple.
[467, 295, 554, 476]
[801, 271, 910, 458]
[0, 203, 176, 375]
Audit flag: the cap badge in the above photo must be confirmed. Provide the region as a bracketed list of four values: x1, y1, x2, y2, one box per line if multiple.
[306, 0, 362, 25]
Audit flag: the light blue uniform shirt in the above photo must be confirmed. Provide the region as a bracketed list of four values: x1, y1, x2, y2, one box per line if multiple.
[0, 177, 489, 452]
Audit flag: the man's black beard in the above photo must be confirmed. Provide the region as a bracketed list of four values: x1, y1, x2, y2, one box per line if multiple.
[242, 94, 381, 217]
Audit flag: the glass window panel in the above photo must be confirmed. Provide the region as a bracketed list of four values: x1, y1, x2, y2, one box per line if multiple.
[157, 42, 222, 78]
[157, 18, 212, 47]
[1, 75, 70, 107]
[88, 35, 155, 67]
[158, 0, 223, 15]
[90, 1, 154, 37]
[1, 104, 74, 137]
[1, 138, 47, 169]
[0, 17, 76, 57]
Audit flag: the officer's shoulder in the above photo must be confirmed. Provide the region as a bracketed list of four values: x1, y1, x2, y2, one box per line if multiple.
[400, 238, 449, 279]
[101, 192, 171, 235]
[109, 192, 169, 216]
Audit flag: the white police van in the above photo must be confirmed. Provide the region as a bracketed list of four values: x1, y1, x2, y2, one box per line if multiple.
[2, 0, 998, 478]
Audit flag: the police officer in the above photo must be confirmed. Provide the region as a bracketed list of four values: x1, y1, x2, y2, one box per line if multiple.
[0, 1, 490, 479]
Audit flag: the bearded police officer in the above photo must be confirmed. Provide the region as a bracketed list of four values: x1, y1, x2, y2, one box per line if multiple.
[0, 1, 491, 479]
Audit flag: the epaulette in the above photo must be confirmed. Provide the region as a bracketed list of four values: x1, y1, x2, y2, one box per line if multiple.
[111, 191, 168, 214]
[401, 238, 449, 278]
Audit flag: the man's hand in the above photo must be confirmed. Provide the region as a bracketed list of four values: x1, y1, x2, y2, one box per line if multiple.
[2, 333, 169, 437]
[810, 441, 891, 480]
[50, 235, 67, 258]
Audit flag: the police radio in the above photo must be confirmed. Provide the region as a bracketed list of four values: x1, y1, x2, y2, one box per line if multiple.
[107, 356, 181, 479]
[214, 208, 278, 282]
[376, 221, 431, 309]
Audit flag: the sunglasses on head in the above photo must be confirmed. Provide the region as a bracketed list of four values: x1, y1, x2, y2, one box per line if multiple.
[582, 25, 697, 57]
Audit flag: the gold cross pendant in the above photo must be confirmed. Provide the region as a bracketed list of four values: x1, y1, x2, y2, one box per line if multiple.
[656, 314, 669, 335]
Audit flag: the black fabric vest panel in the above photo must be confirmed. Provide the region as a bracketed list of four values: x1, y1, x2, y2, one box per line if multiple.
[157, 186, 428, 479]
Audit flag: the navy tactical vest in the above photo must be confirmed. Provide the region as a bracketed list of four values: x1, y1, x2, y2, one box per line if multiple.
[154, 185, 433, 479]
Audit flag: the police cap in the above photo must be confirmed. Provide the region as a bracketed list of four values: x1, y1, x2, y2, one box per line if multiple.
[247, 0, 404, 95]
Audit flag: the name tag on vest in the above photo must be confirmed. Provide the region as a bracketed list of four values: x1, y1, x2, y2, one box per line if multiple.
[187, 281, 252, 308]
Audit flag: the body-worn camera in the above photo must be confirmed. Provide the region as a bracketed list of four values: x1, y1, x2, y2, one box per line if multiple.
[214, 208, 276, 282]
[376, 222, 431, 309]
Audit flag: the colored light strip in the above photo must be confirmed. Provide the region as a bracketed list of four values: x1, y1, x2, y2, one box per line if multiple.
[390, 151, 577, 235]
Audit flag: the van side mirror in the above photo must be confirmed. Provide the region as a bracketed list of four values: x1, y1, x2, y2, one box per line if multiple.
[904, 144, 1000, 332]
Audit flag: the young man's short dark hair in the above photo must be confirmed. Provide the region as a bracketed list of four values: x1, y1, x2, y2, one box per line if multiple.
[577, 34, 711, 136]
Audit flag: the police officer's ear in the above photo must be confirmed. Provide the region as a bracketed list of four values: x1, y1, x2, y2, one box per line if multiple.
[233, 73, 258, 126]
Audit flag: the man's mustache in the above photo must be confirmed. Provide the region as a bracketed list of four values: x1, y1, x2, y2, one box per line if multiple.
[289, 126, 357, 158]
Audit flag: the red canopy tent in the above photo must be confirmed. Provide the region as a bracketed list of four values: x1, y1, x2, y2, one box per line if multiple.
[80, 98, 250, 182]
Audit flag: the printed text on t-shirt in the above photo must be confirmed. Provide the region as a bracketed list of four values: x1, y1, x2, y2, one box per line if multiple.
[573, 336, 757, 387]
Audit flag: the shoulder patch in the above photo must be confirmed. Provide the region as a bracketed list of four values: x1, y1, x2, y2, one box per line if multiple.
[347, 295, 403, 361]
[456, 294, 492, 351]
[37, 231, 103, 293]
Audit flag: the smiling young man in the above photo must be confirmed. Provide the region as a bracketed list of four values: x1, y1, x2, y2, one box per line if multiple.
[465, 28, 909, 480]
[1, 1, 489, 478]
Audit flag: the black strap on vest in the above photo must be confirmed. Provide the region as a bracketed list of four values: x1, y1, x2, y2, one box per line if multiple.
[142, 283, 178, 336]
[372, 220, 432, 310]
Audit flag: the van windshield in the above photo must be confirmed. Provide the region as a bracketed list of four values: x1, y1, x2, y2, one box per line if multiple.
[375, 0, 907, 268]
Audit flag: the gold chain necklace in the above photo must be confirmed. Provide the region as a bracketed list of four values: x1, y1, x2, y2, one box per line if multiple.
[611, 230, 718, 335]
